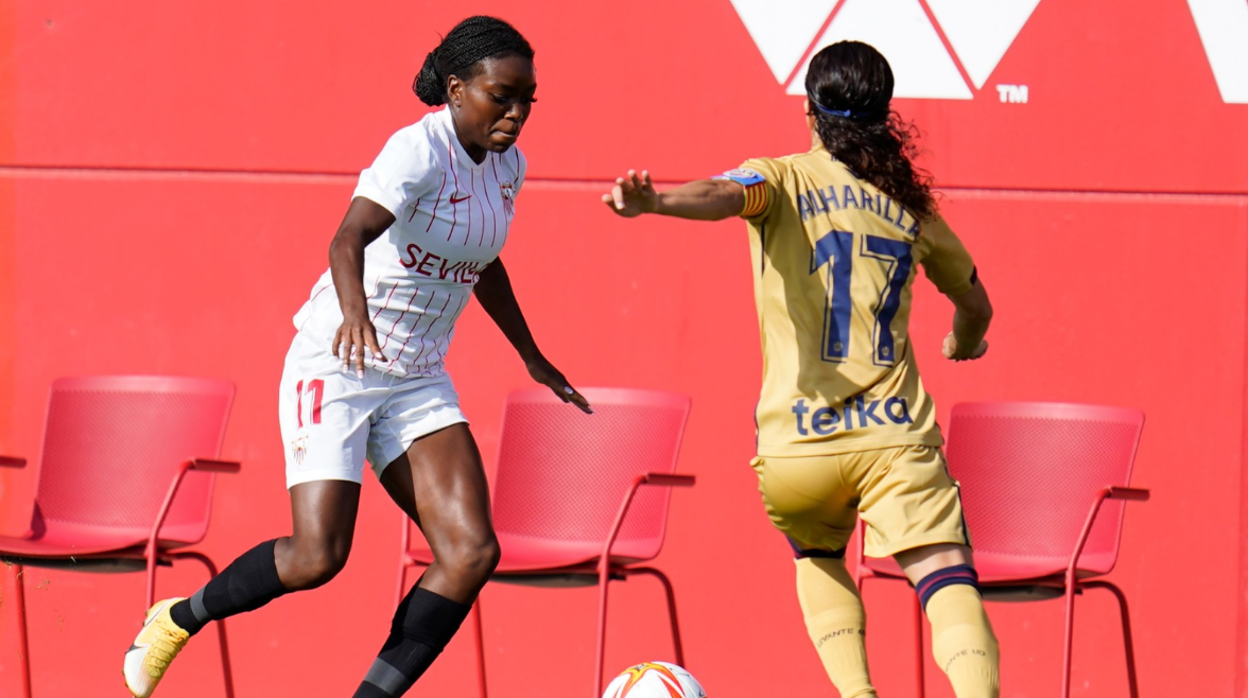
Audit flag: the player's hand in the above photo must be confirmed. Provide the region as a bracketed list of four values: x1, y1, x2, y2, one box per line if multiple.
[333, 311, 387, 378]
[942, 332, 988, 362]
[526, 357, 592, 414]
[602, 169, 657, 218]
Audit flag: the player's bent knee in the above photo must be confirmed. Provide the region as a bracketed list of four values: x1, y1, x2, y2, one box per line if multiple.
[462, 535, 501, 578]
[440, 534, 500, 585]
[284, 545, 350, 590]
[896, 542, 974, 585]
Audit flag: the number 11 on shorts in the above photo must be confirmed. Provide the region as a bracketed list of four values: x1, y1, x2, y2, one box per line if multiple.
[295, 379, 324, 427]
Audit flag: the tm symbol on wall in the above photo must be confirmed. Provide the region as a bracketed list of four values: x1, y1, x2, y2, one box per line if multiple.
[996, 84, 1029, 103]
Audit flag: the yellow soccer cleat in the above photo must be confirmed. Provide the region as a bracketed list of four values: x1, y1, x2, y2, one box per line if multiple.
[123, 598, 190, 698]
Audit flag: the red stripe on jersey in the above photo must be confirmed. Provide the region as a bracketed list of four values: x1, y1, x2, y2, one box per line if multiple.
[472, 168, 486, 247]
[307, 283, 332, 307]
[378, 286, 422, 354]
[426, 173, 447, 233]
[404, 292, 454, 370]
[480, 160, 498, 248]
[391, 290, 436, 364]
[371, 283, 399, 322]
[407, 197, 422, 223]
[426, 294, 467, 368]
[447, 141, 460, 241]
[489, 157, 503, 247]
[489, 155, 504, 237]
[366, 271, 380, 298]
[464, 168, 474, 246]
[418, 294, 466, 378]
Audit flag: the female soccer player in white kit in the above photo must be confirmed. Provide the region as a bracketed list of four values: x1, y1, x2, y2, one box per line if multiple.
[124, 16, 589, 698]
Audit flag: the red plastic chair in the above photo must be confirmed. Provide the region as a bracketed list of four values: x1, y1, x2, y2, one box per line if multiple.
[0, 376, 240, 698]
[397, 387, 695, 698]
[853, 401, 1148, 698]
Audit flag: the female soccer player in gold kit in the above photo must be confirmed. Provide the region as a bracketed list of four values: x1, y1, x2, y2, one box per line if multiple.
[604, 41, 999, 698]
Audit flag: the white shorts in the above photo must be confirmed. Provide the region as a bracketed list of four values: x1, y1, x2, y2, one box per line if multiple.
[277, 332, 468, 488]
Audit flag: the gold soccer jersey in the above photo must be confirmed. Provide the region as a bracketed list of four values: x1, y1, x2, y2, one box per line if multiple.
[721, 147, 976, 457]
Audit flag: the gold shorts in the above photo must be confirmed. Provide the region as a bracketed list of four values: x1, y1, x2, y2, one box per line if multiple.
[751, 445, 967, 559]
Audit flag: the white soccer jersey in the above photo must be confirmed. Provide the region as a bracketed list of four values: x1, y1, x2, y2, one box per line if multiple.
[294, 108, 526, 378]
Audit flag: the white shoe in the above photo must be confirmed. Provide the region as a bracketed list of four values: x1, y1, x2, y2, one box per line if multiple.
[123, 598, 190, 698]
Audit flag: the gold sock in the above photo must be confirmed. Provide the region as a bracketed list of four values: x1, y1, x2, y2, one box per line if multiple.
[925, 584, 1000, 698]
[795, 557, 877, 698]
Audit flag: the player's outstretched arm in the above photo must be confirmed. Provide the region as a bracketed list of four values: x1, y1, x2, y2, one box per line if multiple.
[473, 258, 592, 413]
[602, 169, 745, 221]
[329, 196, 395, 376]
[941, 279, 993, 361]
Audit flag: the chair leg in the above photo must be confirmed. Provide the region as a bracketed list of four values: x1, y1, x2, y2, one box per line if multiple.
[1084, 581, 1139, 698]
[1062, 581, 1077, 698]
[595, 563, 613, 697]
[396, 563, 407, 608]
[146, 548, 159, 608]
[8, 562, 32, 698]
[631, 567, 685, 667]
[471, 599, 488, 698]
[167, 551, 235, 698]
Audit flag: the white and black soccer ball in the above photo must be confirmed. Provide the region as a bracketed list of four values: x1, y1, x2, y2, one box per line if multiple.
[601, 661, 706, 698]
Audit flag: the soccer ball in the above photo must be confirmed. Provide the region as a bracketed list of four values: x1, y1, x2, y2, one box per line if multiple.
[601, 661, 706, 698]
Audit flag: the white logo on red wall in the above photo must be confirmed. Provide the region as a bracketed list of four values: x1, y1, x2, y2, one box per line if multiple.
[729, 0, 1248, 103]
[1188, 0, 1248, 103]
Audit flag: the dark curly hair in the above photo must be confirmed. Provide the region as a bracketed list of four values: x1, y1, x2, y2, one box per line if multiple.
[805, 41, 936, 220]
[413, 16, 534, 107]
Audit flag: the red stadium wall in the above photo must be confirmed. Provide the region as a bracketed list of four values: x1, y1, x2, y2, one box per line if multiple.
[1, 1, 1247, 697]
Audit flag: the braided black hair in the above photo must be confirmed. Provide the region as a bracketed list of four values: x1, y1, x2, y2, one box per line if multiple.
[413, 16, 534, 107]
[805, 41, 936, 220]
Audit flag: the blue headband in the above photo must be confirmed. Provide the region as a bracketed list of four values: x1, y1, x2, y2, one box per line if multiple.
[810, 97, 882, 121]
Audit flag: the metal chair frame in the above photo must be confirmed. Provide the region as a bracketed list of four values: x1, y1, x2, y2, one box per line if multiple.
[397, 387, 695, 698]
[852, 401, 1148, 698]
[398, 472, 694, 698]
[0, 377, 240, 698]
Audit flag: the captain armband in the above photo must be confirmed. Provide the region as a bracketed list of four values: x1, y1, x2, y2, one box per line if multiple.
[714, 168, 769, 217]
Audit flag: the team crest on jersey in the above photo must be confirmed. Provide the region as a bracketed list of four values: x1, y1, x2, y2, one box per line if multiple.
[499, 181, 515, 216]
[289, 433, 309, 466]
